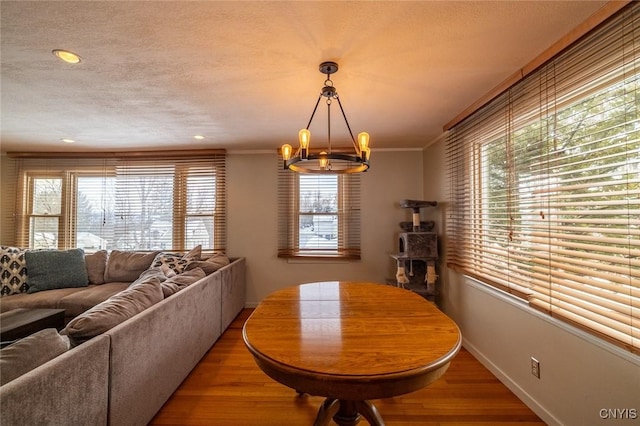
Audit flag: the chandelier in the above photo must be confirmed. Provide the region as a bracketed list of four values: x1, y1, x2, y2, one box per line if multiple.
[281, 61, 370, 174]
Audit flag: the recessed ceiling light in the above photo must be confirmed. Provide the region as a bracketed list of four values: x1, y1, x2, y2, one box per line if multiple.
[194, 135, 205, 140]
[52, 49, 81, 64]
[61, 138, 75, 143]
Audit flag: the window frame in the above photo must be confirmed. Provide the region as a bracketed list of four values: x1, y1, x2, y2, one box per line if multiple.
[22, 173, 67, 249]
[278, 155, 361, 260]
[10, 151, 226, 253]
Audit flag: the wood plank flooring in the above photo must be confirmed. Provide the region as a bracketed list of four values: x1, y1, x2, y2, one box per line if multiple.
[150, 309, 545, 425]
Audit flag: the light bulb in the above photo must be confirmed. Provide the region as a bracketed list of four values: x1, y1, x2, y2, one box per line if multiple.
[299, 129, 311, 149]
[281, 144, 293, 161]
[357, 132, 370, 151]
[319, 152, 329, 169]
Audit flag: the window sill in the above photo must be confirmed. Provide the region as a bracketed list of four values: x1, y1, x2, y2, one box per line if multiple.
[279, 253, 360, 262]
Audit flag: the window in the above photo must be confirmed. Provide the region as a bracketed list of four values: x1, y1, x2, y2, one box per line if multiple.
[10, 152, 226, 252]
[278, 158, 361, 259]
[299, 175, 339, 250]
[28, 176, 63, 249]
[446, 4, 639, 354]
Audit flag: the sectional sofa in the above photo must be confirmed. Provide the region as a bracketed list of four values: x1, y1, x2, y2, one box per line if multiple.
[0, 247, 246, 426]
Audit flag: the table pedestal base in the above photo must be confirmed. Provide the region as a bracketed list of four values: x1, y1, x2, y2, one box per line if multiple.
[313, 398, 384, 426]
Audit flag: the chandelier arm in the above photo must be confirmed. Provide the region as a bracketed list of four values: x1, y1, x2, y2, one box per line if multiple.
[306, 93, 324, 130]
[327, 101, 331, 152]
[335, 96, 360, 155]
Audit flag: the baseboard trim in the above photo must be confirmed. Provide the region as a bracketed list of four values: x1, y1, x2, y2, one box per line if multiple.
[462, 338, 560, 426]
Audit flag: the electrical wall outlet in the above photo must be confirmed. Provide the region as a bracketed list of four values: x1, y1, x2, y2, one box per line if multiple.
[531, 357, 540, 379]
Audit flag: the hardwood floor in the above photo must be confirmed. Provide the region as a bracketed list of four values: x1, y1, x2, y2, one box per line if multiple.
[150, 309, 545, 425]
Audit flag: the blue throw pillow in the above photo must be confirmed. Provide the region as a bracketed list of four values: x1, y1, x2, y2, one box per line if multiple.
[26, 249, 89, 293]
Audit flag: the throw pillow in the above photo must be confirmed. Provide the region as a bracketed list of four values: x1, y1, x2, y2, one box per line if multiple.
[104, 250, 159, 282]
[161, 267, 205, 298]
[183, 244, 202, 260]
[205, 252, 230, 269]
[160, 264, 177, 278]
[0, 246, 29, 296]
[186, 252, 230, 275]
[85, 250, 108, 285]
[132, 267, 167, 285]
[63, 274, 163, 346]
[26, 248, 89, 294]
[0, 328, 70, 385]
[151, 252, 193, 275]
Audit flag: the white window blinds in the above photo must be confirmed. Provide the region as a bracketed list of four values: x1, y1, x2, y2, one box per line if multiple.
[446, 3, 640, 354]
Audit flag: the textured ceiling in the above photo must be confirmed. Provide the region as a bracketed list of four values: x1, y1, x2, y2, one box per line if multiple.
[0, 1, 608, 153]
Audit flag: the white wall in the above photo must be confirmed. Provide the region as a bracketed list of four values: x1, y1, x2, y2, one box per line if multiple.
[423, 138, 640, 426]
[227, 149, 423, 306]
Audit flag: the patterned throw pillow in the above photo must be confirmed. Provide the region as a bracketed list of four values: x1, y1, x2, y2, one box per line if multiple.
[150, 245, 201, 275]
[151, 253, 193, 275]
[0, 246, 29, 297]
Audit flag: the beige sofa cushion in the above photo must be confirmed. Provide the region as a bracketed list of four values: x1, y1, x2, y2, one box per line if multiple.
[0, 328, 70, 385]
[85, 250, 107, 285]
[104, 250, 159, 282]
[161, 268, 205, 298]
[63, 275, 163, 346]
[185, 252, 230, 275]
[57, 283, 130, 318]
[136, 267, 168, 283]
[184, 245, 202, 260]
[0, 287, 88, 314]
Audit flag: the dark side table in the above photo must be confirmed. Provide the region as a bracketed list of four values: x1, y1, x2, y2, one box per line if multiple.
[0, 308, 66, 343]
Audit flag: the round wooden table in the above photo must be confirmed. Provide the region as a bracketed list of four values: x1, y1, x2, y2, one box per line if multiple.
[243, 281, 461, 426]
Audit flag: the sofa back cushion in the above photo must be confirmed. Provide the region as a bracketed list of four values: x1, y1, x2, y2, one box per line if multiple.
[63, 274, 163, 346]
[104, 250, 159, 282]
[0, 328, 70, 385]
[161, 267, 205, 298]
[185, 252, 230, 275]
[26, 249, 88, 294]
[85, 250, 107, 285]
